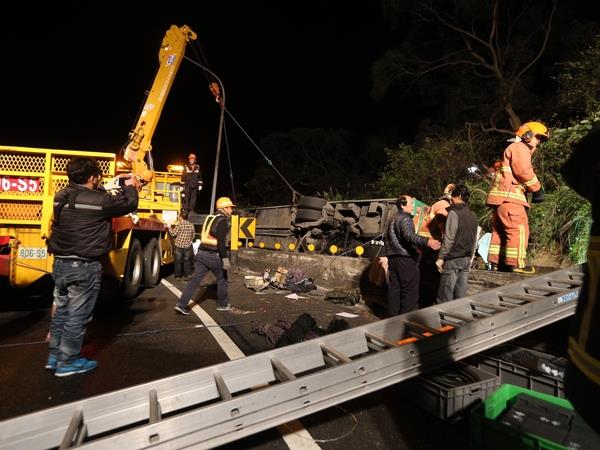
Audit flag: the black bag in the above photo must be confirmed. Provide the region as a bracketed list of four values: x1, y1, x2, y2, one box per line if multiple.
[275, 313, 317, 347]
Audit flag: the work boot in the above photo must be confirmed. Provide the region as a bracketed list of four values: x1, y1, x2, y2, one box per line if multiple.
[511, 265, 536, 275]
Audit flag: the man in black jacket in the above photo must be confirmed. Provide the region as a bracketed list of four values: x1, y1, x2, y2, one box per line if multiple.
[47, 157, 139, 377]
[385, 195, 441, 315]
[435, 184, 479, 303]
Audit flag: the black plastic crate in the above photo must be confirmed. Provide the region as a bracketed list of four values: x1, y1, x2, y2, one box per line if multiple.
[399, 361, 501, 421]
[466, 345, 565, 398]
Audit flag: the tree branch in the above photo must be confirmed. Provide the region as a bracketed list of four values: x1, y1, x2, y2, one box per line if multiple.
[514, 0, 557, 82]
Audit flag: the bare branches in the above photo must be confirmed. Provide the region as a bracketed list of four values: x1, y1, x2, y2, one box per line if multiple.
[514, 0, 557, 83]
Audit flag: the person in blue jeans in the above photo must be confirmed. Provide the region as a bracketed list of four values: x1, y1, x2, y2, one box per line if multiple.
[47, 157, 139, 377]
[435, 184, 479, 303]
[175, 197, 235, 314]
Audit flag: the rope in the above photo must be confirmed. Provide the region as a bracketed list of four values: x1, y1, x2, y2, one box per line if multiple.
[223, 119, 237, 204]
[224, 107, 301, 200]
[0, 321, 256, 349]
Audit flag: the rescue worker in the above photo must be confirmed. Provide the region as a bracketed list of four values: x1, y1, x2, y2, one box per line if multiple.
[181, 153, 203, 213]
[435, 184, 478, 303]
[418, 183, 455, 307]
[562, 127, 600, 436]
[174, 196, 235, 314]
[418, 183, 456, 241]
[46, 157, 140, 377]
[486, 121, 547, 274]
[385, 195, 441, 316]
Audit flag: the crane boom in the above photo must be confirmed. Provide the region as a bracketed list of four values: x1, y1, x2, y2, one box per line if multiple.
[123, 25, 197, 181]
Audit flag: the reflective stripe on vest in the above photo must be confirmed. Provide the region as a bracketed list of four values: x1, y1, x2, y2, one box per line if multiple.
[201, 214, 222, 247]
[568, 235, 600, 386]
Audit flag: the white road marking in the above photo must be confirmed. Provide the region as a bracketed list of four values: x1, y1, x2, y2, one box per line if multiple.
[160, 279, 321, 450]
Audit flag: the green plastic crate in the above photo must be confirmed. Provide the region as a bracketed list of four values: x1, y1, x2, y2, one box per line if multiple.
[470, 384, 576, 450]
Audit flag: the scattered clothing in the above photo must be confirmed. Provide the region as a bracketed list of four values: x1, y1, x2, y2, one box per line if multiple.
[324, 289, 360, 306]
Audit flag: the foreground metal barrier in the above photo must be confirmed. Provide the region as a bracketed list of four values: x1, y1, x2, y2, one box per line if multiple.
[0, 267, 582, 449]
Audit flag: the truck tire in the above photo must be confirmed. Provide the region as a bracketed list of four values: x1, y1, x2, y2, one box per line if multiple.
[295, 208, 322, 223]
[143, 238, 161, 286]
[123, 238, 143, 299]
[298, 196, 327, 211]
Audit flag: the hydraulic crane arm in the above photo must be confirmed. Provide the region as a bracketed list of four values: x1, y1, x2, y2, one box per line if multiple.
[123, 25, 197, 182]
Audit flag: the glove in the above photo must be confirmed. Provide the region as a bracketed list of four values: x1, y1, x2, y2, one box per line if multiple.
[435, 258, 444, 273]
[531, 188, 545, 203]
[198, 182, 203, 191]
[222, 257, 231, 271]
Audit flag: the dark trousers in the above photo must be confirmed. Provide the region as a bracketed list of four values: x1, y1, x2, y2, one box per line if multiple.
[436, 256, 471, 303]
[387, 255, 420, 315]
[177, 250, 229, 309]
[173, 246, 193, 278]
[183, 187, 197, 212]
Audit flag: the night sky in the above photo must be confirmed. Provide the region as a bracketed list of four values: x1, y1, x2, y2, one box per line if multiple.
[1, 2, 397, 207]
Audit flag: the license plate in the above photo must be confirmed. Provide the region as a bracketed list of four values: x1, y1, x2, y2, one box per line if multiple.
[0, 177, 41, 193]
[18, 247, 48, 259]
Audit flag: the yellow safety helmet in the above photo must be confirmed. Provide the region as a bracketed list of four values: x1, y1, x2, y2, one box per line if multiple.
[216, 197, 235, 209]
[515, 121, 549, 141]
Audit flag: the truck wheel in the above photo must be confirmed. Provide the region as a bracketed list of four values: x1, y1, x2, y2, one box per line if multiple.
[298, 196, 327, 211]
[123, 238, 143, 299]
[295, 208, 323, 223]
[143, 238, 161, 286]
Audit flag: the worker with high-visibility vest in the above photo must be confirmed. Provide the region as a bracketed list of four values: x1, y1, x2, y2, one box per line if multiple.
[562, 127, 600, 436]
[174, 197, 235, 314]
[485, 121, 548, 274]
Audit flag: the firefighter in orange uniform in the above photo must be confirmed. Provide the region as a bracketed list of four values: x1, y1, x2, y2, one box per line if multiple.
[486, 121, 548, 274]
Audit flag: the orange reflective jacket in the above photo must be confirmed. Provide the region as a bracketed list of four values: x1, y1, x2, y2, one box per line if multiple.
[486, 141, 541, 207]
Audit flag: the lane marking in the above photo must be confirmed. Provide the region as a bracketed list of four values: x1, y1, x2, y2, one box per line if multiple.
[160, 279, 321, 450]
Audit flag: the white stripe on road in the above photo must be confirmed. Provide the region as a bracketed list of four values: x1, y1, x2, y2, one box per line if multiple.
[160, 279, 321, 450]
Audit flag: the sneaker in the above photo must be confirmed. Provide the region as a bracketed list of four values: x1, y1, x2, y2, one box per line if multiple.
[216, 304, 233, 311]
[45, 355, 57, 370]
[174, 276, 182, 281]
[183, 275, 192, 281]
[55, 358, 97, 377]
[174, 305, 190, 315]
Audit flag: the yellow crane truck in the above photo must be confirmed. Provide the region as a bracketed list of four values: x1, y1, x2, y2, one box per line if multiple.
[0, 25, 197, 298]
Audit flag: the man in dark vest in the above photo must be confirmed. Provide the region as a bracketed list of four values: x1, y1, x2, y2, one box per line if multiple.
[181, 153, 203, 213]
[435, 184, 479, 303]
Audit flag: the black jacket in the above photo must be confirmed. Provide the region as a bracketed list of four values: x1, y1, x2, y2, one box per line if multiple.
[385, 210, 428, 259]
[48, 183, 139, 259]
[181, 163, 202, 188]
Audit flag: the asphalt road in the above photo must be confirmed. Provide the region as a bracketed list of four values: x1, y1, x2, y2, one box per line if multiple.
[0, 266, 568, 449]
